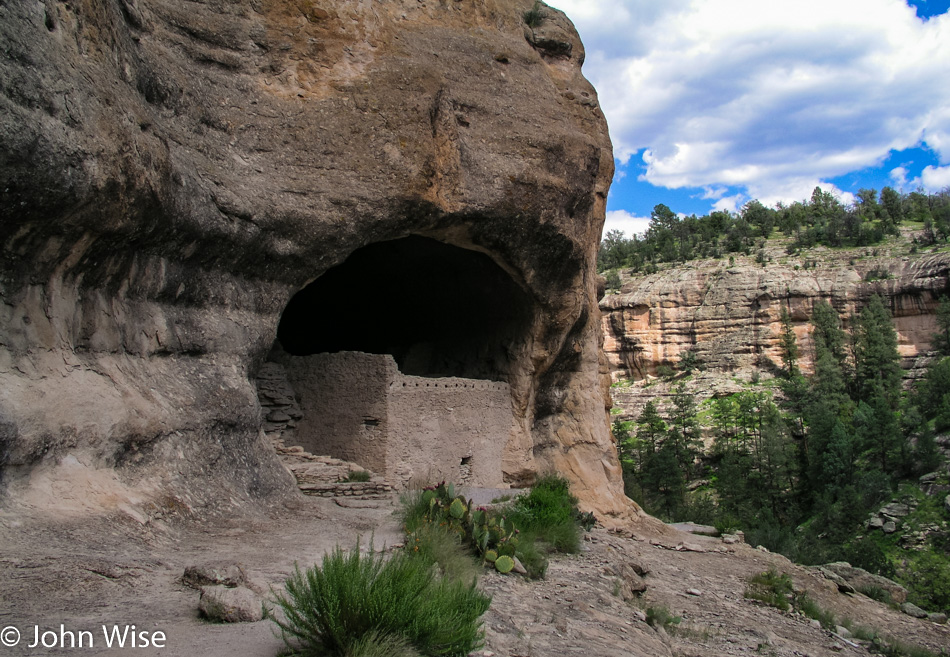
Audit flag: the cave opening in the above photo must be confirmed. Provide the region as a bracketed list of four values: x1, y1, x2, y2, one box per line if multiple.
[275, 235, 535, 381]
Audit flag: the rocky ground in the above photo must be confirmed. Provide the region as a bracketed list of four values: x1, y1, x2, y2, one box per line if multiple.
[2, 485, 948, 657]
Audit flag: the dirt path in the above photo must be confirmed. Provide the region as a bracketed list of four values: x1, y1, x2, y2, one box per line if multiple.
[2, 494, 948, 657]
[0, 494, 403, 656]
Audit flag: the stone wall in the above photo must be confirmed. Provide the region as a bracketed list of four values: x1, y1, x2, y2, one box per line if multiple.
[388, 373, 510, 488]
[275, 351, 511, 488]
[280, 352, 394, 476]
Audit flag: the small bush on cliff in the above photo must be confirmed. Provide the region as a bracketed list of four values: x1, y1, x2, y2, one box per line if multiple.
[268, 544, 490, 657]
[744, 568, 794, 611]
[523, 1, 545, 27]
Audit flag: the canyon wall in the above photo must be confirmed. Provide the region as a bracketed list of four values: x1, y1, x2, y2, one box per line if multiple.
[0, 1, 631, 520]
[601, 250, 950, 383]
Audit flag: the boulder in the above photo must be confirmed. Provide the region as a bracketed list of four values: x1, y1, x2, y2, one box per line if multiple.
[900, 602, 929, 619]
[882, 521, 898, 534]
[880, 503, 911, 518]
[821, 563, 907, 603]
[676, 542, 707, 553]
[669, 522, 718, 536]
[182, 563, 249, 590]
[609, 562, 647, 601]
[198, 585, 264, 623]
[816, 567, 856, 595]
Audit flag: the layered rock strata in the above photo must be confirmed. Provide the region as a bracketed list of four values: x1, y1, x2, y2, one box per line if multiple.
[601, 250, 950, 382]
[0, 1, 630, 519]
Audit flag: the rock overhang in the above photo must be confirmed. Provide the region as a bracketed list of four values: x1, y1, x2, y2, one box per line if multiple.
[0, 0, 635, 522]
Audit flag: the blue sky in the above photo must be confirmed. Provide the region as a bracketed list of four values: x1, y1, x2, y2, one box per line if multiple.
[546, 0, 950, 236]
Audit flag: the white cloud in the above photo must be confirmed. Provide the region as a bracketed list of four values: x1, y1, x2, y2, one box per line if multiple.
[890, 166, 910, 187]
[604, 209, 652, 237]
[920, 165, 950, 190]
[549, 0, 950, 206]
[747, 178, 855, 209]
[700, 186, 729, 200]
[712, 194, 745, 213]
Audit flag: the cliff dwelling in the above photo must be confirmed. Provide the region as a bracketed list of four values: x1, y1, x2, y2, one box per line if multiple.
[0, 0, 633, 521]
[256, 236, 536, 488]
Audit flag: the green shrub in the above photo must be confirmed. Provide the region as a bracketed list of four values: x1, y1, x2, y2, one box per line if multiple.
[401, 477, 588, 580]
[857, 584, 895, 606]
[400, 489, 434, 535]
[794, 592, 836, 629]
[604, 270, 622, 291]
[407, 523, 479, 584]
[342, 470, 371, 483]
[744, 569, 794, 611]
[645, 604, 681, 630]
[510, 535, 548, 579]
[507, 474, 583, 553]
[343, 631, 420, 657]
[872, 636, 947, 657]
[905, 551, 950, 613]
[523, 0, 544, 27]
[268, 545, 491, 657]
[745, 570, 841, 630]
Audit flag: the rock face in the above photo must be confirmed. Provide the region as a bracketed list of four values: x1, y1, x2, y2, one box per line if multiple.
[601, 249, 950, 381]
[0, 2, 629, 519]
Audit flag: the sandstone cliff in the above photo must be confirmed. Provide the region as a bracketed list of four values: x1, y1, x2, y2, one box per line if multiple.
[601, 245, 950, 384]
[0, 1, 630, 519]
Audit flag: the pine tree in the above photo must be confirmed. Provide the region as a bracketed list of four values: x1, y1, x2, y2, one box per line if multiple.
[803, 301, 854, 504]
[642, 443, 685, 520]
[854, 394, 902, 476]
[853, 294, 901, 407]
[811, 300, 849, 372]
[778, 306, 800, 377]
[667, 385, 701, 478]
[933, 295, 950, 356]
[635, 400, 667, 457]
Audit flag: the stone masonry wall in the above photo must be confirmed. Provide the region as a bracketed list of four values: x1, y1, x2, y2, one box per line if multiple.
[279, 351, 395, 476]
[275, 351, 511, 488]
[388, 374, 511, 488]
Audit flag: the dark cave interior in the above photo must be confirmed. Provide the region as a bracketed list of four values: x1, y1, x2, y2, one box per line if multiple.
[276, 235, 535, 380]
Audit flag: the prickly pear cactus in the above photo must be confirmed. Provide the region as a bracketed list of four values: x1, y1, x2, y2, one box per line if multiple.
[494, 555, 515, 574]
[484, 549, 498, 563]
[449, 498, 466, 519]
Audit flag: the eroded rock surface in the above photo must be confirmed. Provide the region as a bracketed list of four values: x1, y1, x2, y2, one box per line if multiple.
[0, 1, 630, 519]
[601, 247, 950, 381]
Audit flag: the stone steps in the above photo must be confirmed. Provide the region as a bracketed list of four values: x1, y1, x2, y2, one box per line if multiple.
[273, 440, 393, 500]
